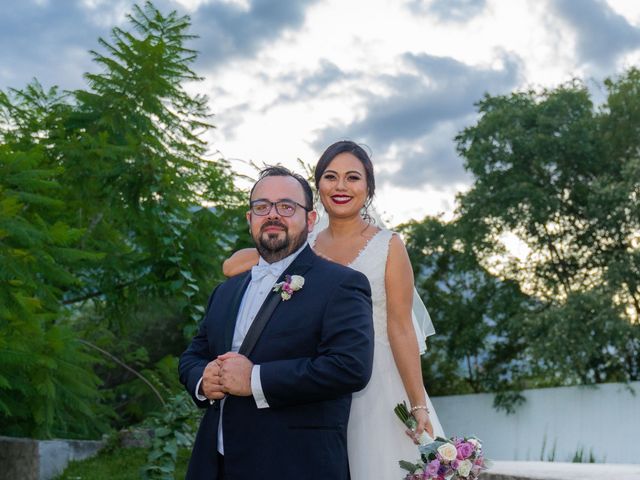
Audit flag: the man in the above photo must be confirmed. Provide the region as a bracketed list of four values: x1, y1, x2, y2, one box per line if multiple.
[179, 166, 374, 480]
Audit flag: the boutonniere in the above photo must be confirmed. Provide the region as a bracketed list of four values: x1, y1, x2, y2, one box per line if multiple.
[273, 275, 305, 301]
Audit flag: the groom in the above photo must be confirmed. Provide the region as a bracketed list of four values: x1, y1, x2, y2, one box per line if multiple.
[179, 166, 374, 480]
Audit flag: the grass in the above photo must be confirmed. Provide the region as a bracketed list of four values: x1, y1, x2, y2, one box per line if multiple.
[55, 447, 190, 480]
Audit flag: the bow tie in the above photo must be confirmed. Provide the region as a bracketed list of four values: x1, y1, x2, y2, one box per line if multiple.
[251, 263, 282, 282]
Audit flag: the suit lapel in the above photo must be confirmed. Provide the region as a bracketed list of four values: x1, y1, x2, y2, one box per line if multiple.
[238, 245, 315, 357]
[224, 273, 251, 351]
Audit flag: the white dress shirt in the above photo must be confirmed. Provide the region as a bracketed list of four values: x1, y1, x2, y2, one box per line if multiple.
[195, 242, 308, 454]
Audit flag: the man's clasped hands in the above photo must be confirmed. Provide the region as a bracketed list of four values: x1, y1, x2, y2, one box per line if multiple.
[200, 352, 254, 400]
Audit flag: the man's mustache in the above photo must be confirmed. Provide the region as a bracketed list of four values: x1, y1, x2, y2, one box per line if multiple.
[260, 220, 287, 233]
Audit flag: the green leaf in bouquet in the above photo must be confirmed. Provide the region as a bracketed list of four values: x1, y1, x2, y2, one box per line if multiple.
[424, 451, 437, 462]
[399, 460, 421, 473]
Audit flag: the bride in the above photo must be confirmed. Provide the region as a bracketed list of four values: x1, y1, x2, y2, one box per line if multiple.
[224, 140, 444, 478]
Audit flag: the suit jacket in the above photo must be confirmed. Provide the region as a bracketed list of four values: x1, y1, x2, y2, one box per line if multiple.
[178, 245, 374, 480]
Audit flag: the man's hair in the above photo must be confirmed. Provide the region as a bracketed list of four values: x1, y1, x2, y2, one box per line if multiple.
[249, 165, 314, 210]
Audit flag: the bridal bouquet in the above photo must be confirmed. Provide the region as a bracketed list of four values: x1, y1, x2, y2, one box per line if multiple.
[394, 402, 487, 479]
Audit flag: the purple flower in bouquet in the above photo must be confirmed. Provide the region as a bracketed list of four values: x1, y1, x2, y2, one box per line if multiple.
[425, 459, 440, 477]
[456, 442, 474, 460]
[395, 403, 488, 479]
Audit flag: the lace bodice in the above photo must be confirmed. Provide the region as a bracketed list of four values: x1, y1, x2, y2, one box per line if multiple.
[311, 228, 394, 344]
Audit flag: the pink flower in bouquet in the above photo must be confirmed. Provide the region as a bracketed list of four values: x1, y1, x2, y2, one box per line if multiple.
[456, 441, 474, 460]
[468, 438, 481, 452]
[451, 459, 460, 470]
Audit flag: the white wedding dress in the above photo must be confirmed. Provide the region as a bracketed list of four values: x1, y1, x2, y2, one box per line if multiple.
[314, 228, 445, 479]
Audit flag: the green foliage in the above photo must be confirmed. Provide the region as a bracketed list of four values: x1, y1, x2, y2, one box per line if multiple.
[0, 128, 106, 438]
[456, 72, 639, 313]
[141, 391, 200, 480]
[52, 1, 244, 331]
[402, 68, 640, 411]
[55, 446, 190, 480]
[110, 353, 182, 428]
[538, 434, 558, 461]
[0, 1, 247, 438]
[400, 216, 533, 403]
[570, 445, 597, 463]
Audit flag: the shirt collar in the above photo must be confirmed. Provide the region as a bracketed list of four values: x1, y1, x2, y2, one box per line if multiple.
[257, 241, 308, 276]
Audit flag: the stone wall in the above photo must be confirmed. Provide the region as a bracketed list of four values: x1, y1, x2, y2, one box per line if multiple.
[0, 436, 39, 480]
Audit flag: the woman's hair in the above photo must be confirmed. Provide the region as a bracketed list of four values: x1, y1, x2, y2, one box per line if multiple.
[314, 141, 376, 218]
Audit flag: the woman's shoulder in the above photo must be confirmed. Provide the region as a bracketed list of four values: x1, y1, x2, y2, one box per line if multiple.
[365, 227, 397, 252]
[310, 252, 371, 291]
[385, 230, 412, 273]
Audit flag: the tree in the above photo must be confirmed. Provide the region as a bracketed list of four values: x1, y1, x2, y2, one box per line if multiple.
[400, 217, 533, 410]
[400, 70, 640, 411]
[0, 103, 106, 437]
[53, 2, 244, 332]
[0, 2, 249, 438]
[456, 73, 639, 318]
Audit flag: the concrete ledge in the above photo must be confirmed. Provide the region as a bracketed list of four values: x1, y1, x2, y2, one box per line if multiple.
[485, 461, 640, 480]
[0, 435, 105, 480]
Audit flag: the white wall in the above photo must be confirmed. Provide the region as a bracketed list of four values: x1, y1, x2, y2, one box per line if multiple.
[430, 382, 640, 463]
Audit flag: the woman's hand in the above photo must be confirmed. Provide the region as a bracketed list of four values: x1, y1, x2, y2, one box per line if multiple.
[406, 408, 434, 445]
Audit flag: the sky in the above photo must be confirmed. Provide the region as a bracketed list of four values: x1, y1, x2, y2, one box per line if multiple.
[2, 0, 640, 225]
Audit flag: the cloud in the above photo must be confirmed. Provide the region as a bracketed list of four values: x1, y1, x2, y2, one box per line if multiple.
[0, 0, 319, 91]
[313, 52, 522, 188]
[407, 0, 487, 22]
[211, 59, 358, 140]
[266, 59, 356, 107]
[550, 0, 640, 72]
[0, 1, 113, 90]
[190, 0, 320, 68]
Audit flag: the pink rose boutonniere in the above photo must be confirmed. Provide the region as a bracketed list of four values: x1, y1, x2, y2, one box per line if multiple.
[273, 275, 305, 301]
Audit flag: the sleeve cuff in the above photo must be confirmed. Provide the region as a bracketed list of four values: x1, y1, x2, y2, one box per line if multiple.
[195, 377, 207, 401]
[251, 365, 269, 409]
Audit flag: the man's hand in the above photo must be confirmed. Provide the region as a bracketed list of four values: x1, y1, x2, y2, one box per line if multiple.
[201, 359, 225, 401]
[218, 352, 254, 396]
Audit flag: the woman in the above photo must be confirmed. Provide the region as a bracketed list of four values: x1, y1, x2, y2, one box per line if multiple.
[223, 141, 444, 478]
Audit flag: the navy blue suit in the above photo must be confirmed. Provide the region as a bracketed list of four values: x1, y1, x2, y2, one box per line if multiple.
[179, 246, 374, 480]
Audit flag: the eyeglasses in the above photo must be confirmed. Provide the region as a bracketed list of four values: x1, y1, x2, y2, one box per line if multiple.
[250, 199, 310, 217]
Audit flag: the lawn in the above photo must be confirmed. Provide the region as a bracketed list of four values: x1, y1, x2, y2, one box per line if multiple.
[55, 447, 190, 480]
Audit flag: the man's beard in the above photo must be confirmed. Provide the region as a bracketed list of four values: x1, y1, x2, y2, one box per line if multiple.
[254, 220, 308, 263]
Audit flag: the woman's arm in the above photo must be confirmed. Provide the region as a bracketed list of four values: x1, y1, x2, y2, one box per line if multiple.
[385, 234, 434, 440]
[222, 248, 260, 277]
